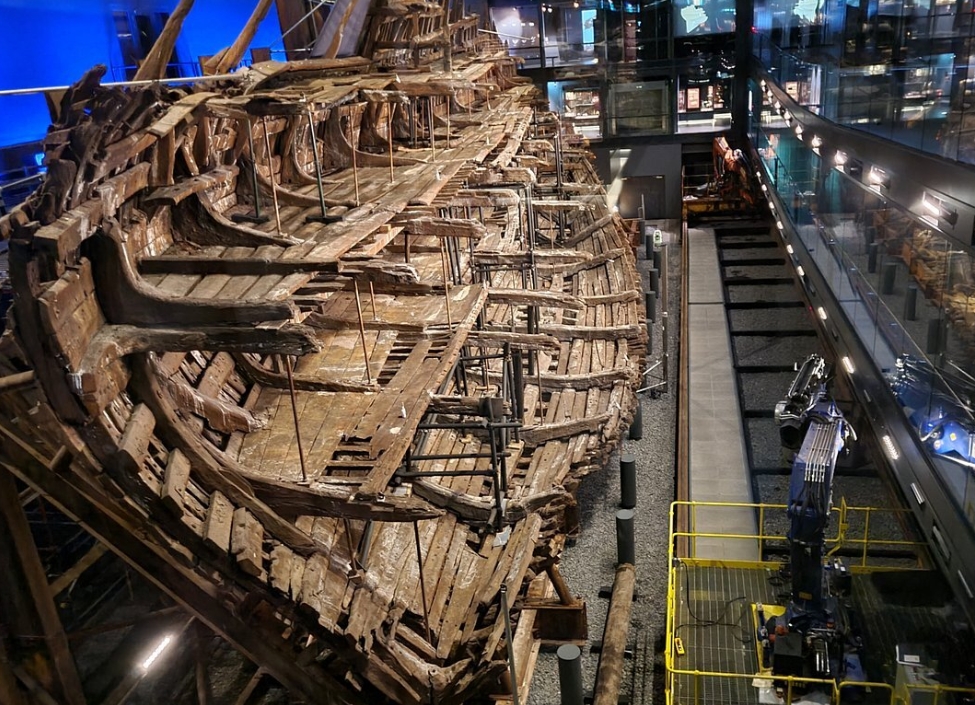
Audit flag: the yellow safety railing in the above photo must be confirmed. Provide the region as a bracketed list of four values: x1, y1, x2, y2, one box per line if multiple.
[664, 501, 975, 705]
[680, 499, 929, 568]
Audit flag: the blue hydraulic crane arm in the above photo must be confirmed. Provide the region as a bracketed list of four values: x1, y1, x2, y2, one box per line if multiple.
[775, 353, 854, 610]
[788, 408, 849, 610]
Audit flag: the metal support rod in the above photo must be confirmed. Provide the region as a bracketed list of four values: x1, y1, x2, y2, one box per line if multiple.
[413, 522, 433, 644]
[660, 244, 669, 315]
[369, 282, 377, 319]
[284, 355, 308, 484]
[347, 115, 360, 206]
[500, 584, 521, 705]
[629, 401, 643, 441]
[661, 312, 670, 394]
[261, 117, 284, 236]
[353, 282, 373, 384]
[388, 107, 395, 184]
[441, 239, 453, 326]
[242, 118, 266, 221]
[303, 105, 340, 225]
[306, 106, 329, 219]
[358, 520, 376, 567]
[396, 469, 495, 479]
[406, 451, 510, 461]
[428, 97, 436, 159]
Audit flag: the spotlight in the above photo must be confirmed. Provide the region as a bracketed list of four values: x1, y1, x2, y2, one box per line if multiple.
[142, 635, 174, 671]
[881, 434, 900, 461]
[776, 220, 784, 230]
[868, 165, 890, 191]
[841, 356, 855, 374]
[786, 244, 794, 254]
[761, 183, 768, 193]
[817, 306, 827, 320]
[833, 150, 847, 167]
[921, 191, 958, 227]
[794, 124, 803, 138]
[811, 135, 822, 148]
[796, 265, 805, 277]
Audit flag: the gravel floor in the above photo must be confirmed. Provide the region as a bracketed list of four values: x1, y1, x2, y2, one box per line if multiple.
[527, 222, 681, 705]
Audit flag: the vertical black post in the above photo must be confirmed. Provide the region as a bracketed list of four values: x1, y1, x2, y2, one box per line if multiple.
[732, 0, 755, 144]
[868, 242, 879, 273]
[904, 284, 918, 321]
[629, 401, 643, 441]
[881, 261, 897, 294]
[557, 644, 584, 705]
[616, 509, 636, 565]
[620, 454, 637, 508]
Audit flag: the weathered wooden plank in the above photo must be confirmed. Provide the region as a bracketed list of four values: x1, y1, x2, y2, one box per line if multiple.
[203, 490, 234, 552]
[268, 544, 295, 595]
[230, 507, 264, 577]
[160, 448, 192, 514]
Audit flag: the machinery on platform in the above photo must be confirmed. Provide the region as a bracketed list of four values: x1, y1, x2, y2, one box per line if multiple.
[713, 136, 758, 207]
[758, 354, 865, 696]
[889, 354, 975, 471]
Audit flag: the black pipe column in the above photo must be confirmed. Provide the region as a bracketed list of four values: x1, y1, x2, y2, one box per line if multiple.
[731, 0, 755, 144]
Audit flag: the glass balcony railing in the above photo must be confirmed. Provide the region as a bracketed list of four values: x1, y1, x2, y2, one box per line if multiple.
[755, 119, 975, 536]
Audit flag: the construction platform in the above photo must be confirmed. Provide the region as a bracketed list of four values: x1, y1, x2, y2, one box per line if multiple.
[666, 503, 975, 705]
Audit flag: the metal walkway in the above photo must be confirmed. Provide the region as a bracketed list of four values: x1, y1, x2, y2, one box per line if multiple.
[686, 226, 758, 559]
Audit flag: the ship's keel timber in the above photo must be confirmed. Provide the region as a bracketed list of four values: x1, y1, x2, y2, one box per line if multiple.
[0, 21, 644, 704]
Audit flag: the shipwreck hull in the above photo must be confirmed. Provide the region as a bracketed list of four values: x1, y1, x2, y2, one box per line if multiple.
[0, 27, 645, 705]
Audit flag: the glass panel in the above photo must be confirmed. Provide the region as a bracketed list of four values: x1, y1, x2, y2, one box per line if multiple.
[755, 121, 975, 533]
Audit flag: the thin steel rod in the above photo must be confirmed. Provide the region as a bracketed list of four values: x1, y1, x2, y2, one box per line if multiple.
[500, 584, 521, 705]
[397, 470, 494, 478]
[284, 355, 308, 483]
[413, 522, 433, 644]
[277, 0, 330, 43]
[388, 107, 395, 183]
[428, 97, 437, 159]
[0, 73, 240, 96]
[369, 282, 377, 319]
[245, 119, 264, 219]
[305, 105, 329, 218]
[261, 117, 284, 235]
[353, 282, 373, 383]
[348, 114, 360, 206]
[441, 239, 453, 326]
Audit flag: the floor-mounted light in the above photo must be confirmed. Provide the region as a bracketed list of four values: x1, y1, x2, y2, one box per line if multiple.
[786, 244, 794, 254]
[921, 191, 958, 227]
[794, 124, 803, 138]
[868, 165, 890, 192]
[834, 150, 847, 168]
[817, 306, 828, 320]
[142, 635, 174, 671]
[776, 220, 784, 230]
[796, 265, 805, 277]
[841, 356, 855, 374]
[881, 434, 900, 461]
[811, 135, 822, 149]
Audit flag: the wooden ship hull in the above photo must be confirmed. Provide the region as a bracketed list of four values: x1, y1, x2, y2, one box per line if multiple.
[0, 6, 645, 704]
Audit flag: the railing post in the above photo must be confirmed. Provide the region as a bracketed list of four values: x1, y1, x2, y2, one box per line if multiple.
[758, 505, 765, 562]
[694, 671, 701, 705]
[786, 677, 794, 705]
[862, 508, 871, 568]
